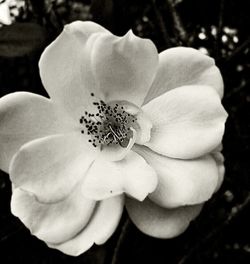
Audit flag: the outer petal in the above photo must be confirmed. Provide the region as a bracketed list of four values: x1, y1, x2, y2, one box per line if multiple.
[134, 146, 219, 208]
[213, 151, 225, 191]
[126, 198, 203, 239]
[11, 187, 96, 244]
[90, 30, 158, 107]
[0, 92, 73, 173]
[39, 21, 108, 119]
[133, 111, 153, 145]
[10, 134, 98, 203]
[39, 21, 158, 119]
[143, 85, 228, 159]
[48, 195, 124, 256]
[82, 151, 157, 201]
[144, 47, 224, 104]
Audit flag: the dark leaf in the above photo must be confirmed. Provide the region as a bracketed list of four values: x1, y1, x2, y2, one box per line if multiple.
[0, 22, 48, 57]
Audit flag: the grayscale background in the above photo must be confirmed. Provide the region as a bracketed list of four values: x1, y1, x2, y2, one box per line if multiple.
[0, 0, 249, 263]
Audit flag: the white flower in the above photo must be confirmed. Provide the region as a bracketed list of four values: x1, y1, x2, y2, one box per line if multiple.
[0, 21, 228, 256]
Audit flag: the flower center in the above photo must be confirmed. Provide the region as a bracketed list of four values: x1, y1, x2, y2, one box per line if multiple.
[79, 93, 136, 148]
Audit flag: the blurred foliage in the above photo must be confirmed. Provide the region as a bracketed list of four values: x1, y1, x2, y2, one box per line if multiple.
[0, 22, 48, 57]
[0, 0, 250, 263]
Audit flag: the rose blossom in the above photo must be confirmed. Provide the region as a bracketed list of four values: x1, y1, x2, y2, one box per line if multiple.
[0, 21, 227, 256]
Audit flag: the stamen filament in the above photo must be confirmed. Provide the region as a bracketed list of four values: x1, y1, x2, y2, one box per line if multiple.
[108, 124, 123, 145]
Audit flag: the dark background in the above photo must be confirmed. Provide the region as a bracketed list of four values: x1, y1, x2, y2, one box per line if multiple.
[0, 0, 250, 263]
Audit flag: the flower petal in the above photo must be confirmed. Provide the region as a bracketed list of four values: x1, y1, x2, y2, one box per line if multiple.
[143, 85, 228, 159]
[126, 197, 203, 238]
[134, 146, 219, 208]
[90, 30, 158, 106]
[39, 21, 108, 119]
[0, 92, 73, 173]
[133, 111, 153, 145]
[82, 151, 157, 201]
[48, 195, 124, 256]
[11, 187, 96, 244]
[213, 152, 225, 191]
[144, 47, 224, 104]
[10, 134, 98, 203]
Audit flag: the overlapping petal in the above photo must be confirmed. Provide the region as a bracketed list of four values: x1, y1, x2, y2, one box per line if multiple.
[48, 195, 124, 256]
[39, 21, 158, 120]
[133, 111, 153, 145]
[143, 85, 228, 159]
[10, 134, 98, 203]
[213, 152, 225, 191]
[0, 92, 74, 173]
[144, 47, 224, 104]
[39, 21, 108, 119]
[82, 151, 157, 201]
[90, 30, 158, 106]
[11, 187, 96, 244]
[126, 198, 203, 238]
[134, 146, 219, 208]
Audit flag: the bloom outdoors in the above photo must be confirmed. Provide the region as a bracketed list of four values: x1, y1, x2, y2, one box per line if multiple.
[0, 21, 227, 256]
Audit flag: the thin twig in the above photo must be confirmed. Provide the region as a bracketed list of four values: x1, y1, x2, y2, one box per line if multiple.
[150, 0, 172, 48]
[178, 193, 250, 264]
[166, 0, 188, 45]
[215, 0, 225, 59]
[225, 79, 250, 99]
[28, 0, 46, 21]
[0, 226, 23, 243]
[111, 218, 131, 264]
[222, 36, 250, 64]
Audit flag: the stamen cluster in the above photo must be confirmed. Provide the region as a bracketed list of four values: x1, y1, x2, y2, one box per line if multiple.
[79, 93, 136, 148]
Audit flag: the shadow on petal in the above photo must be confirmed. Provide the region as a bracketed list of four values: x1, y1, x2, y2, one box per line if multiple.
[126, 197, 203, 239]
